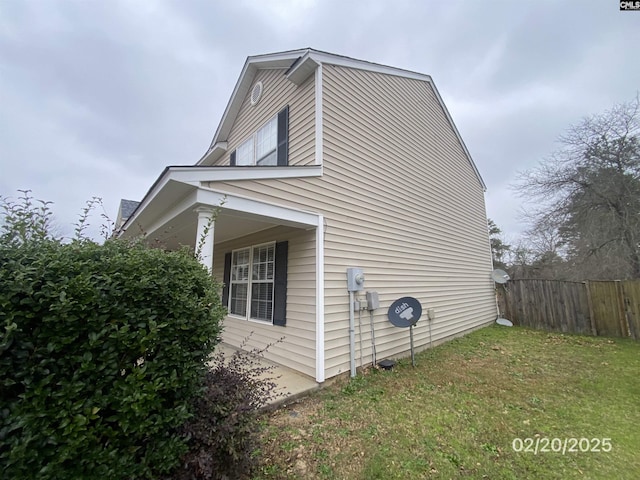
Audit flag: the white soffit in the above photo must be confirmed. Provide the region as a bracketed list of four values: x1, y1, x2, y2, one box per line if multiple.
[199, 142, 227, 165]
[169, 165, 323, 183]
[195, 187, 319, 228]
[286, 53, 320, 86]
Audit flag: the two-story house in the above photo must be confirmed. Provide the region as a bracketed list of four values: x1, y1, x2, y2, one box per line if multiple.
[118, 48, 497, 383]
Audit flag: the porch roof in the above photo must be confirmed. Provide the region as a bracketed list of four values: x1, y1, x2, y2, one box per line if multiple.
[118, 167, 320, 249]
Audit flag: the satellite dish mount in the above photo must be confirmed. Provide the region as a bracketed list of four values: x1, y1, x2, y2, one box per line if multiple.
[491, 268, 510, 285]
[491, 269, 513, 327]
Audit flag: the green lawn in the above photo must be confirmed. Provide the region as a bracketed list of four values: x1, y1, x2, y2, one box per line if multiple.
[255, 326, 640, 479]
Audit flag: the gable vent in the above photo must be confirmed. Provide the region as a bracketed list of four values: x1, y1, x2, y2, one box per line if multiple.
[250, 81, 263, 106]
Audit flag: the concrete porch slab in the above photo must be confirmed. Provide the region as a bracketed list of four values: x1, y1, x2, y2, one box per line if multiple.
[213, 343, 321, 407]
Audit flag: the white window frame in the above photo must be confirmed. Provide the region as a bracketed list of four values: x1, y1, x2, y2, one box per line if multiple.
[228, 242, 276, 324]
[235, 115, 278, 166]
[229, 248, 250, 318]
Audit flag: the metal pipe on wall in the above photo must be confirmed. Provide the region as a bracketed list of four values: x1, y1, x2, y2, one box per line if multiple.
[349, 291, 356, 377]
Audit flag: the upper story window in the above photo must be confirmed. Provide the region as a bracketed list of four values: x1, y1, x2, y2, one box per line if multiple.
[236, 116, 277, 166]
[256, 116, 278, 165]
[230, 105, 289, 167]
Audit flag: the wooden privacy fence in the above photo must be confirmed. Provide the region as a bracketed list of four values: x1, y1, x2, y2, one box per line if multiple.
[497, 279, 640, 340]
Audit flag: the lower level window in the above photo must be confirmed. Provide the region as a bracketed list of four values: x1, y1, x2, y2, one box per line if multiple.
[229, 243, 275, 322]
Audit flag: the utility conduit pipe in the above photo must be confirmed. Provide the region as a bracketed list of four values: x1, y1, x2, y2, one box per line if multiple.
[349, 290, 356, 377]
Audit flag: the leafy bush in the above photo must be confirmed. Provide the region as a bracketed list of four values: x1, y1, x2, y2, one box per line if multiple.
[168, 344, 281, 480]
[0, 193, 225, 479]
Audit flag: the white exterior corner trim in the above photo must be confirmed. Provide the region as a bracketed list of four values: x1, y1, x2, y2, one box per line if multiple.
[314, 64, 323, 166]
[315, 214, 325, 383]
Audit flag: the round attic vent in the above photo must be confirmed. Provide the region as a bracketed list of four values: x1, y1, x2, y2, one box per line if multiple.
[250, 81, 263, 106]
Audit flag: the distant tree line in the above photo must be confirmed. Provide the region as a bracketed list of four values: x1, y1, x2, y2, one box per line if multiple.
[489, 94, 640, 281]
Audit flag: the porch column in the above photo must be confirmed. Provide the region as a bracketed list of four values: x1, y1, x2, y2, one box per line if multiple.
[195, 207, 215, 272]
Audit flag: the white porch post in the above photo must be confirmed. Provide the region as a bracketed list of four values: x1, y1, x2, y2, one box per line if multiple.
[195, 207, 215, 272]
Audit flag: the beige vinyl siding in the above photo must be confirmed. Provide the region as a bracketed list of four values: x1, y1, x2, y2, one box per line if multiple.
[213, 68, 316, 167]
[319, 65, 495, 378]
[207, 64, 496, 380]
[212, 226, 317, 378]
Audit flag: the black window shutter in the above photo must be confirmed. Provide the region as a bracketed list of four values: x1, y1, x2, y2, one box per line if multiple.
[273, 241, 288, 326]
[276, 106, 289, 166]
[222, 252, 232, 310]
[230, 150, 236, 166]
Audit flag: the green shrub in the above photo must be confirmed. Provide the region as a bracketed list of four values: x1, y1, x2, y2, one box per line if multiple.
[167, 345, 282, 480]
[0, 236, 224, 479]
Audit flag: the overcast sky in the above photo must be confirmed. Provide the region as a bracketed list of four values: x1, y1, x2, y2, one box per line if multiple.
[1, 0, 639, 242]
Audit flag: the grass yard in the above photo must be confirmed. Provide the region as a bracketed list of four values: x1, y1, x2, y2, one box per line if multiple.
[255, 326, 640, 479]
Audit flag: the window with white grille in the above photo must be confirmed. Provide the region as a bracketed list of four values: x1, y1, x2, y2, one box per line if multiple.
[229, 248, 250, 317]
[235, 139, 254, 166]
[255, 117, 277, 165]
[229, 105, 288, 167]
[229, 243, 275, 322]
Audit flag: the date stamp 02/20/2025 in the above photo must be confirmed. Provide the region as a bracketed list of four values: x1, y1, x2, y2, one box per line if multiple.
[512, 437, 612, 455]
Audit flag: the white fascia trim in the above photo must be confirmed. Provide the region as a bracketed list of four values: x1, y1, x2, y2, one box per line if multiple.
[121, 166, 323, 233]
[315, 214, 325, 383]
[196, 187, 319, 227]
[286, 52, 319, 86]
[120, 170, 183, 233]
[203, 50, 310, 160]
[309, 50, 486, 191]
[206, 59, 255, 151]
[200, 48, 434, 167]
[144, 189, 198, 238]
[169, 165, 323, 183]
[429, 84, 487, 191]
[309, 51, 432, 83]
[314, 64, 323, 166]
[198, 142, 228, 166]
[247, 49, 309, 67]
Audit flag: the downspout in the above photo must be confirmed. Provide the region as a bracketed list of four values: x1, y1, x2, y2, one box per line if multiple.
[315, 215, 325, 383]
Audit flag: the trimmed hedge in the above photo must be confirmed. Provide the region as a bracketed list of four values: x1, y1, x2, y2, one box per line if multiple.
[0, 239, 224, 479]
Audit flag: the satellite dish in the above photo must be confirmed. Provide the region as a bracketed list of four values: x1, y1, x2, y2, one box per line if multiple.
[496, 317, 513, 327]
[491, 269, 510, 284]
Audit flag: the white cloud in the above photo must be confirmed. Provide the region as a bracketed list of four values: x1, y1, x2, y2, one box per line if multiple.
[239, 0, 319, 29]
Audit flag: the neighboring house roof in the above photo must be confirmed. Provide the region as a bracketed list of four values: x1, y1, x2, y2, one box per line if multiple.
[115, 198, 141, 231]
[197, 47, 486, 191]
[119, 199, 140, 220]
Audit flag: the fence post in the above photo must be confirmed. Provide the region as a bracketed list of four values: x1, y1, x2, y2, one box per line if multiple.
[621, 281, 639, 340]
[500, 284, 510, 321]
[615, 280, 630, 338]
[584, 281, 597, 336]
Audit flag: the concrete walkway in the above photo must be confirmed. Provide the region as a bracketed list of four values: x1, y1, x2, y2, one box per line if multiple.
[214, 343, 321, 407]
